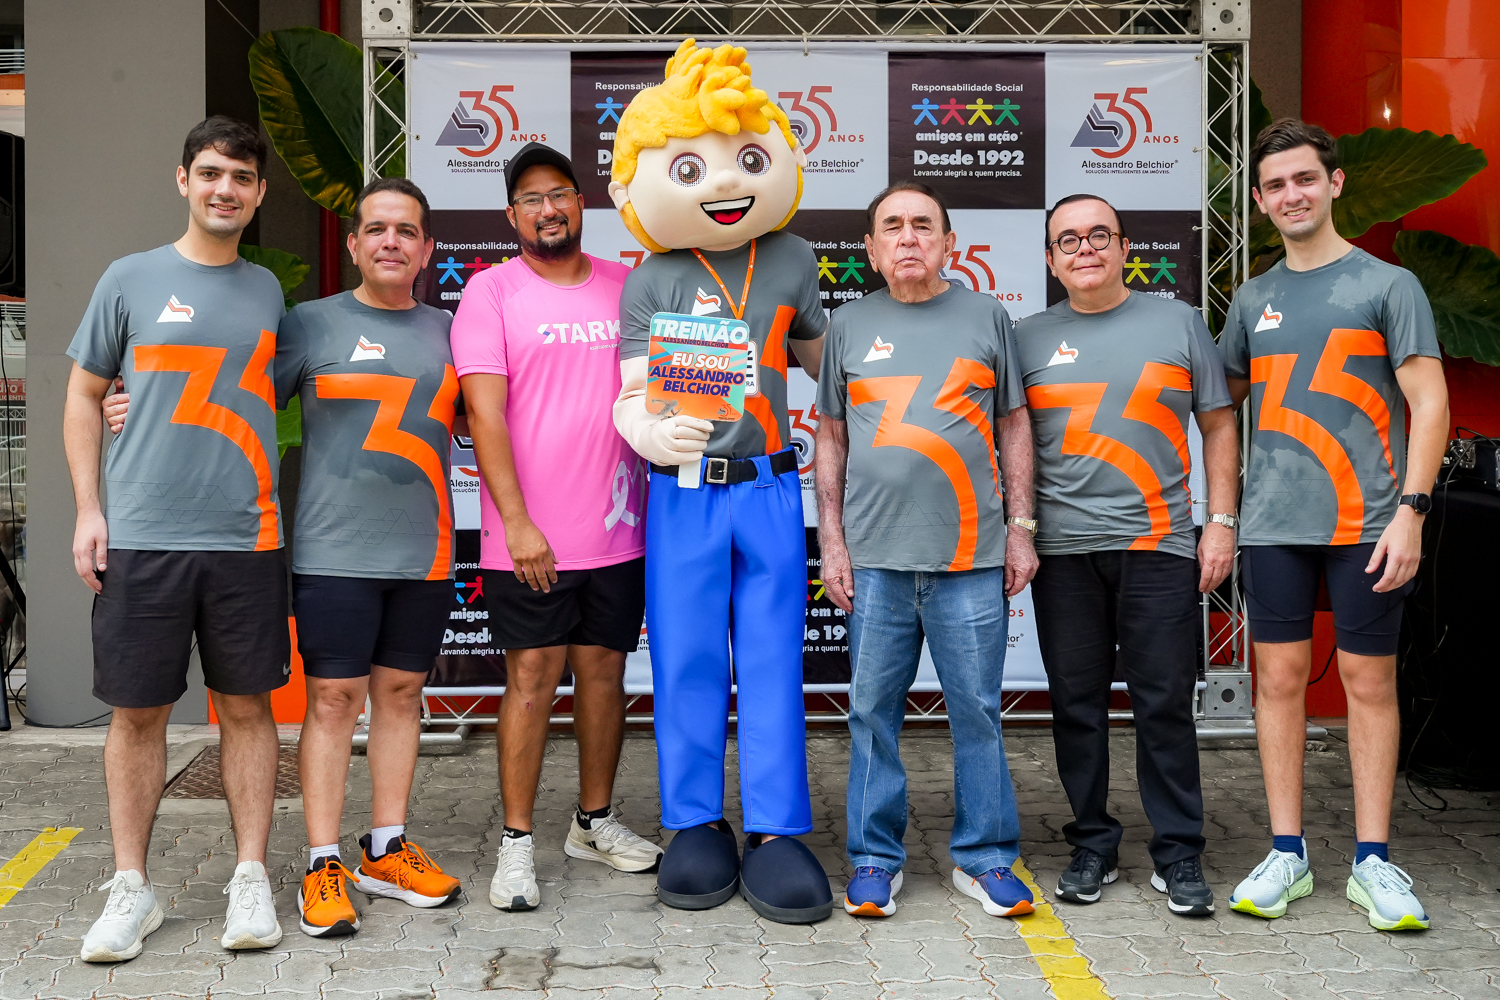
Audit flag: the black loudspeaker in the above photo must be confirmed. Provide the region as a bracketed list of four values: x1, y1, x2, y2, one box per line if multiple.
[1398, 482, 1500, 790]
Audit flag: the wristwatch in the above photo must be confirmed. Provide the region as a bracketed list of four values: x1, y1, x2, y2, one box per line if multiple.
[1006, 516, 1038, 534]
[1399, 492, 1433, 515]
[1207, 513, 1239, 530]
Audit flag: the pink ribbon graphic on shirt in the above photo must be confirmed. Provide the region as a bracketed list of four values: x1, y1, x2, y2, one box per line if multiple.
[605, 460, 641, 531]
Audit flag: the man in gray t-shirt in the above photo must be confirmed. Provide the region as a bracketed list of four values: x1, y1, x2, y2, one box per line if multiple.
[816, 183, 1039, 921]
[1015, 193, 1239, 916]
[63, 117, 287, 962]
[1218, 121, 1448, 932]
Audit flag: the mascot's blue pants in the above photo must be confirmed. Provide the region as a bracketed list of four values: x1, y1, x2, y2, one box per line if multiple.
[645, 450, 813, 836]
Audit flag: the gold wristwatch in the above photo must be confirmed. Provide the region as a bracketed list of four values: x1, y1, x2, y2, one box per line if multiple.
[1006, 516, 1038, 534]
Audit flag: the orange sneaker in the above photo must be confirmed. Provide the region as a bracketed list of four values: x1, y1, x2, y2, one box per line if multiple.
[298, 858, 360, 937]
[351, 834, 462, 908]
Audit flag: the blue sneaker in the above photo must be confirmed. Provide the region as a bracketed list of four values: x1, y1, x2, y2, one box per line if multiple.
[844, 866, 902, 917]
[952, 866, 1035, 917]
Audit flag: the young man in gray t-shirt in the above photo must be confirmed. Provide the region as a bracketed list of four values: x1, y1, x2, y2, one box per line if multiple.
[1017, 194, 1239, 917]
[816, 182, 1039, 921]
[1221, 121, 1448, 931]
[64, 117, 286, 962]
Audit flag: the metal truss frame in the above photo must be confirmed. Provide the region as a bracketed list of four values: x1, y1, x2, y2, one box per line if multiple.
[363, 0, 1254, 738]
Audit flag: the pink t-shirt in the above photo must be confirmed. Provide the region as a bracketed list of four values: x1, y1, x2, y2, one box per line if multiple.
[450, 255, 647, 571]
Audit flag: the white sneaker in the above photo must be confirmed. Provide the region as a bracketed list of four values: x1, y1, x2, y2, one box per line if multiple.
[565, 811, 663, 873]
[1230, 848, 1312, 919]
[80, 870, 164, 962]
[490, 834, 540, 911]
[1347, 856, 1430, 931]
[221, 861, 283, 949]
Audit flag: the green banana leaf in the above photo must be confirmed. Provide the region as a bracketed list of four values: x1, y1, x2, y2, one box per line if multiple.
[1396, 230, 1500, 366]
[236, 244, 309, 453]
[238, 244, 310, 310]
[248, 27, 406, 217]
[277, 395, 303, 459]
[1246, 127, 1486, 265]
[1332, 128, 1487, 239]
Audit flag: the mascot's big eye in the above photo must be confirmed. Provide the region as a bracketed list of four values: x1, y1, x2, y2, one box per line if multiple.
[737, 145, 771, 176]
[670, 153, 707, 187]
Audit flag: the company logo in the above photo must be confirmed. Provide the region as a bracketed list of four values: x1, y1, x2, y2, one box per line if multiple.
[536, 319, 622, 346]
[691, 288, 722, 316]
[1071, 88, 1178, 159]
[436, 86, 546, 158]
[863, 337, 895, 363]
[777, 87, 865, 154]
[1048, 341, 1080, 366]
[454, 576, 484, 605]
[911, 97, 1021, 128]
[1255, 304, 1283, 332]
[945, 245, 1026, 305]
[156, 295, 194, 323]
[1123, 254, 1180, 288]
[349, 336, 386, 362]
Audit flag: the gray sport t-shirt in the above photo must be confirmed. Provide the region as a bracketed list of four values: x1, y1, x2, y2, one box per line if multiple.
[620, 230, 825, 460]
[67, 244, 285, 551]
[818, 284, 1023, 572]
[276, 292, 458, 580]
[1015, 291, 1231, 559]
[1220, 248, 1440, 546]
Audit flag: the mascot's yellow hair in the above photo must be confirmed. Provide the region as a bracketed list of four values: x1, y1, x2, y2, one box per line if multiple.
[613, 39, 803, 253]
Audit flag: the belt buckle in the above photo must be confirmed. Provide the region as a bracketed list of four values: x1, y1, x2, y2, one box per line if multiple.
[705, 457, 730, 485]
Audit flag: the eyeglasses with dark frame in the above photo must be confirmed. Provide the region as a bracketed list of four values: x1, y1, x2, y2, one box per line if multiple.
[1049, 228, 1122, 255]
[512, 187, 579, 214]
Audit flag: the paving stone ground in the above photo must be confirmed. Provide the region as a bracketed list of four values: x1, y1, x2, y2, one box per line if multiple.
[0, 724, 1495, 999]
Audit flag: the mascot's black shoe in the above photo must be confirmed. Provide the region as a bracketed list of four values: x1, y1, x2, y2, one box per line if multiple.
[739, 834, 835, 924]
[656, 821, 740, 910]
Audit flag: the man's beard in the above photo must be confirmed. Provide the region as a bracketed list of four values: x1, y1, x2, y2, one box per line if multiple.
[520, 215, 581, 262]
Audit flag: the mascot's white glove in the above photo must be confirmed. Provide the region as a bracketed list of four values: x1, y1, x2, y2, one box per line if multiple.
[614, 356, 714, 467]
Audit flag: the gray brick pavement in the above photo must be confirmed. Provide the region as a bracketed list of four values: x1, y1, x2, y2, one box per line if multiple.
[0, 728, 1493, 998]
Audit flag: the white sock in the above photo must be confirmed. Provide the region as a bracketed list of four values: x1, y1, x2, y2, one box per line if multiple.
[370, 824, 405, 857]
[308, 844, 340, 870]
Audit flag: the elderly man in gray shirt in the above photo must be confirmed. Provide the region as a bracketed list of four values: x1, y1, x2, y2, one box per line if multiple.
[815, 181, 1038, 922]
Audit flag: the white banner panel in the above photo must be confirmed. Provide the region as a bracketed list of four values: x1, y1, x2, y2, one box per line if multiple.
[410, 44, 571, 210]
[945, 209, 1049, 320]
[1044, 49, 1202, 210]
[755, 50, 889, 209]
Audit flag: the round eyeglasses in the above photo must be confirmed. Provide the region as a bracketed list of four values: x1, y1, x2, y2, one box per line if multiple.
[512, 188, 579, 214]
[1049, 229, 1121, 255]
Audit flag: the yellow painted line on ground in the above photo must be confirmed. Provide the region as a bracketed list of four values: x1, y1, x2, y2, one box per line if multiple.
[0, 827, 83, 908]
[1010, 859, 1113, 1000]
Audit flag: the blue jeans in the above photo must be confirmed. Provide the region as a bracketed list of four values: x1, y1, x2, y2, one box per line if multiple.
[845, 567, 1022, 877]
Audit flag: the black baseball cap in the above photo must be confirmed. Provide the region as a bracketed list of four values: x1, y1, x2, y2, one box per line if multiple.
[504, 142, 579, 203]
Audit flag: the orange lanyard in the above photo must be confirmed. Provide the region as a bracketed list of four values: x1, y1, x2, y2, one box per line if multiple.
[692, 240, 756, 321]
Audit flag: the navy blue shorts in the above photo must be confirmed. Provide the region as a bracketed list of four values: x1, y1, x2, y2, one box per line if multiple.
[1241, 542, 1414, 657]
[293, 575, 451, 678]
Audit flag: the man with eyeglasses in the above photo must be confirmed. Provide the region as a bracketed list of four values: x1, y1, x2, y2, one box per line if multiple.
[450, 143, 662, 912]
[1014, 193, 1239, 916]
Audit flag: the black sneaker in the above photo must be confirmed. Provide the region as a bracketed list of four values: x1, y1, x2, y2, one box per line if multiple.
[1150, 856, 1215, 915]
[1055, 848, 1118, 904]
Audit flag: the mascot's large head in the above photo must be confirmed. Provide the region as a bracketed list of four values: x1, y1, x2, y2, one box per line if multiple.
[609, 39, 805, 254]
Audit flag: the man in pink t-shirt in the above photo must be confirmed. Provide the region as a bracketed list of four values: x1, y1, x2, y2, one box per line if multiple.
[450, 144, 661, 911]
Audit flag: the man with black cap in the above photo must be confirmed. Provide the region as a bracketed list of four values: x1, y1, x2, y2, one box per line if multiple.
[450, 143, 662, 911]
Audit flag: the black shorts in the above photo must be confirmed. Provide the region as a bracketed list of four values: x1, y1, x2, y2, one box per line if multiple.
[1241, 542, 1415, 656]
[486, 557, 645, 653]
[92, 549, 291, 709]
[293, 575, 451, 678]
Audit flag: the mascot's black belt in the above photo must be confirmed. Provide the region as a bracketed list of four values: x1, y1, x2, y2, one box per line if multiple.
[652, 450, 797, 485]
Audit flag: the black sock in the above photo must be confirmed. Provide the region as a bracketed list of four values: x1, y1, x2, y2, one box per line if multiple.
[575, 804, 611, 830]
[503, 826, 532, 840]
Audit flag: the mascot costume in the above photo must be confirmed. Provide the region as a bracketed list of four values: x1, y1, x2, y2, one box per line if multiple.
[610, 40, 833, 924]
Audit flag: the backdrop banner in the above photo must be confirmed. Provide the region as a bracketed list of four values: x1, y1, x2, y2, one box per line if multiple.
[413, 43, 1205, 692]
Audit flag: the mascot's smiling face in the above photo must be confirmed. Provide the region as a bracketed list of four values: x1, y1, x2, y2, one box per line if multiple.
[609, 39, 805, 253]
[623, 130, 802, 249]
